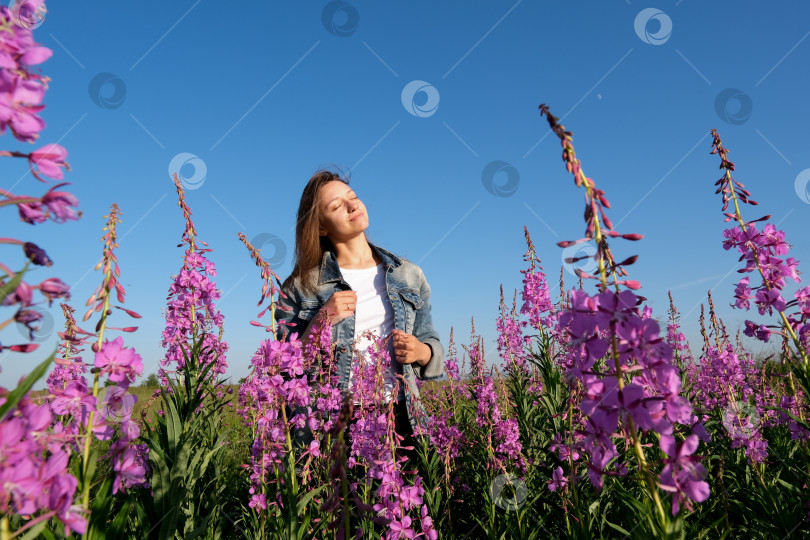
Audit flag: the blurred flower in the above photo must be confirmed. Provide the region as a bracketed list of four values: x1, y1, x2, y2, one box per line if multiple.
[14, 307, 42, 340]
[23, 241, 51, 266]
[29, 143, 69, 181]
[39, 277, 70, 305]
[41, 183, 80, 223]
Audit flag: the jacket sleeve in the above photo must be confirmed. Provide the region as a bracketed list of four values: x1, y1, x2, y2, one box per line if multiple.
[274, 279, 306, 343]
[411, 266, 445, 380]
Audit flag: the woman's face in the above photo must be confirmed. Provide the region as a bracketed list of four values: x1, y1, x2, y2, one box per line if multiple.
[317, 181, 369, 242]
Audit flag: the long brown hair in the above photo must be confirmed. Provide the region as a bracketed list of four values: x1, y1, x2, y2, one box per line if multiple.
[285, 169, 350, 296]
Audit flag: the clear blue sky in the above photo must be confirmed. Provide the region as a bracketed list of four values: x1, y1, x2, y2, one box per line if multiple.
[2, 1, 809, 387]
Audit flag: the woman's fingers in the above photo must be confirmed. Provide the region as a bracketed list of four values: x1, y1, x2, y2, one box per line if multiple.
[393, 332, 416, 363]
[322, 290, 357, 323]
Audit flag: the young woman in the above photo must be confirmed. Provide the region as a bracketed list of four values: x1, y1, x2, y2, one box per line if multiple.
[275, 169, 444, 450]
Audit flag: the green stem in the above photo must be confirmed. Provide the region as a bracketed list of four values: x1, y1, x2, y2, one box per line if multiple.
[567, 394, 583, 533]
[80, 268, 113, 536]
[6, 511, 56, 540]
[610, 326, 668, 527]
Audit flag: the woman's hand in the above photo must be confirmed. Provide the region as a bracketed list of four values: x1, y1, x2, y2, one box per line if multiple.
[318, 290, 358, 325]
[391, 329, 431, 367]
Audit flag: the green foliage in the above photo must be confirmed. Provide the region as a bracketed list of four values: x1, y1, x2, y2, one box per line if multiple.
[129, 333, 232, 539]
[0, 350, 54, 420]
[0, 263, 27, 306]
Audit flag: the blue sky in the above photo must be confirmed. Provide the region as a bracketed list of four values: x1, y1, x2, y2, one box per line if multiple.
[2, 1, 810, 387]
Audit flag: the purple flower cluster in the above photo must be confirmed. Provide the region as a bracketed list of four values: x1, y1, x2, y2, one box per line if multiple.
[692, 345, 768, 463]
[243, 336, 313, 509]
[45, 304, 87, 391]
[424, 330, 465, 460]
[0, 10, 79, 228]
[347, 334, 437, 540]
[53, 206, 148, 495]
[724, 223, 802, 341]
[520, 227, 553, 332]
[666, 292, 693, 367]
[559, 290, 697, 488]
[711, 130, 808, 356]
[0, 2, 50, 143]
[160, 248, 228, 379]
[0, 392, 87, 535]
[496, 286, 529, 376]
[0, 13, 95, 534]
[466, 327, 525, 474]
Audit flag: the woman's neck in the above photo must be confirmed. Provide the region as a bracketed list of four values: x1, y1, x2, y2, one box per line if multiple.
[333, 235, 380, 269]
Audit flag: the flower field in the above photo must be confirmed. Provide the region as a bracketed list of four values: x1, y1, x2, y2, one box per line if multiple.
[2, 5, 810, 540]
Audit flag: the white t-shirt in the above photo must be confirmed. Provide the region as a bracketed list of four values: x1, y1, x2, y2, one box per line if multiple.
[339, 263, 404, 402]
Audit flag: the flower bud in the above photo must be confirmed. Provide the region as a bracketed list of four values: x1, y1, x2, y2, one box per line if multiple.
[23, 242, 53, 267]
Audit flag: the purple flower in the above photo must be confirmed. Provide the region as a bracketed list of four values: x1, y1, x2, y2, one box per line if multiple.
[39, 277, 71, 305]
[754, 288, 787, 315]
[108, 441, 149, 494]
[1, 279, 32, 306]
[743, 320, 772, 343]
[50, 378, 95, 422]
[23, 241, 52, 266]
[14, 307, 42, 340]
[658, 434, 710, 515]
[17, 201, 47, 224]
[29, 143, 69, 181]
[388, 516, 416, 539]
[733, 277, 751, 310]
[41, 183, 80, 222]
[795, 287, 810, 317]
[94, 336, 143, 387]
[547, 466, 567, 492]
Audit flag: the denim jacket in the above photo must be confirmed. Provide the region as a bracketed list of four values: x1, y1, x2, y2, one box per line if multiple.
[275, 243, 444, 433]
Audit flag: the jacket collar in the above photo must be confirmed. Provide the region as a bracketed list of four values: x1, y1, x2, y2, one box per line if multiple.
[318, 241, 402, 284]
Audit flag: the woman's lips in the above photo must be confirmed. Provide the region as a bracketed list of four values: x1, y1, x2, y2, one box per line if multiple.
[350, 212, 364, 222]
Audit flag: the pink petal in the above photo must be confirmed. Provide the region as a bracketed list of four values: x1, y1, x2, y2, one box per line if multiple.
[20, 46, 52, 66]
[36, 161, 64, 180]
[659, 434, 676, 458]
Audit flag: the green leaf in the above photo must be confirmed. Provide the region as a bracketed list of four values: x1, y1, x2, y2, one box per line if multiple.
[37, 528, 56, 540]
[0, 264, 27, 305]
[0, 350, 55, 420]
[295, 483, 329, 515]
[164, 391, 183, 456]
[110, 499, 132, 535]
[604, 520, 632, 536]
[16, 521, 49, 540]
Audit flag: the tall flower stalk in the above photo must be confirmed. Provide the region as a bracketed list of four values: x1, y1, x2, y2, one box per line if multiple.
[711, 129, 806, 363]
[77, 204, 147, 518]
[538, 104, 708, 525]
[710, 128, 809, 444]
[159, 175, 228, 385]
[136, 175, 230, 538]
